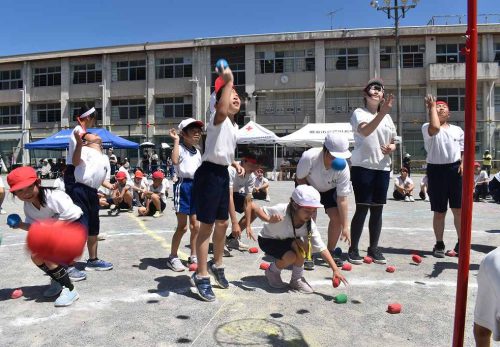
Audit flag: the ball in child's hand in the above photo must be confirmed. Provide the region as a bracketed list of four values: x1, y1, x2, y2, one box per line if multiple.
[332, 277, 341, 288]
[7, 214, 21, 228]
[215, 59, 229, 74]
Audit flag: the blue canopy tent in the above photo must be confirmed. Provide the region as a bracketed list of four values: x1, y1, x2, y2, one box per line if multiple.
[25, 128, 139, 149]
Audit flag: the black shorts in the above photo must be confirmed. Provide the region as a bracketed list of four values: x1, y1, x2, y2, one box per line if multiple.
[319, 188, 338, 211]
[258, 236, 296, 260]
[70, 183, 100, 236]
[147, 199, 166, 216]
[252, 190, 266, 200]
[193, 161, 230, 224]
[351, 166, 390, 205]
[63, 165, 76, 196]
[233, 192, 246, 214]
[393, 190, 406, 200]
[427, 161, 462, 213]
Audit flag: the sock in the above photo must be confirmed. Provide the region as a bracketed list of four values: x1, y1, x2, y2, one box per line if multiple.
[436, 241, 445, 248]
[37, 263, 53, 279]
[291, 265, 303, 281]
[269, 262, 281, 273]
[48, 266, 74, 291]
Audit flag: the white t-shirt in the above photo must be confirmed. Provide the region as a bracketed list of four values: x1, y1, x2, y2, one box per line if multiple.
[202, 110, 238, 166]
[53, 177, 65, 192]
[474, 247, 500, 341]
[0, 176, 4, 188]
[422, 123, 464, 164]
[254, 175, 269, 189]
[24, 189, 83, 224]
[296, 147, 351, 196]
[474, 170, 489, 185]
[132, 178, 149, 192]
[74, 147, 111, 189]
[118, 166, 133, 185]
[394, 176, 414, 188]
[350, 108, 397, 171]
[149, 181, 168, 204]
[176, 144, 202, 179]
[229, 166, 255, 194]
[66, 125, 84, 164]
[259, 203, 326, 253]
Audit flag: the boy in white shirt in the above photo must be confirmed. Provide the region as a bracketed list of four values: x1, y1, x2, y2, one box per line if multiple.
[256, 185, 347, 293]
[473, 162, 489, 202]
[138, 170, 167, 218]
[252, 169, 270, 201]
[393, 167, 415, 202]
[130, 170, 149, 208]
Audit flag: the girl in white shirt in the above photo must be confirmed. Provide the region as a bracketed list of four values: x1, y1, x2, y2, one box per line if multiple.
[7, 166, 83, 307]
[348, 78, 397, 265]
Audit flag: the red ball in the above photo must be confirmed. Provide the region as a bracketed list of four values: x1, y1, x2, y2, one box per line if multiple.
[386, 265, 396, 273]
[11, 289, 23, 299]
[363, 256, 373, 264]
[27, 220, 87, 264]
[259, 262, 270, 270]
[341, 263, 352, 271]
[387, 303, 402, 314]
[249, 247, 259, 254]
[188, 263, 198, 272]
[332, 277, 341, 288]
[412, 254, 422, 264]
[411, 250, 421, 256]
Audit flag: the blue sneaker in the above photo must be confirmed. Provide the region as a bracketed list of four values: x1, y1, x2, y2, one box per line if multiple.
[54, 287, 79, 307]
[85, 259, 113, 271]
[190, 273, 215, 302]
[207, 259, 229, 289]
[68, 266, 87, 281]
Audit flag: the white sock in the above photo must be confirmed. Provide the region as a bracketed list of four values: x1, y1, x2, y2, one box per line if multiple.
[291, 265, 303, 281]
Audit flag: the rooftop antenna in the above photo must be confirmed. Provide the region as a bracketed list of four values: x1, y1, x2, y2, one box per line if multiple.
[326, 9, 342, 30]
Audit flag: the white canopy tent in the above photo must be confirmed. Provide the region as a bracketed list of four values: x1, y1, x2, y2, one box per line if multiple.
[278, 123, 354, 147]
[237, 121, 281, 170]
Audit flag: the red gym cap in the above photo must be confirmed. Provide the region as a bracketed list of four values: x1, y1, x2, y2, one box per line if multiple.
[7, 166, 38, 192]
[152, 171, 165, 179]
[436, 100, 449, 108]
[115, 171, 127, 181]
[134, 171, 144, 178]
[214, 77, 225, 94]
[474, 162, 481, 167]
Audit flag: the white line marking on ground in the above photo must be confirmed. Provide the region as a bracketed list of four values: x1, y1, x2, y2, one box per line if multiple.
[308, 279, 478, 288]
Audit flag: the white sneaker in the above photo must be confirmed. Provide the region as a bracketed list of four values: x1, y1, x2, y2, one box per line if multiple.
[425, 194, 430, 202]
[54, 287, 79, 307]
[166, 256, 186, 272]
[404, 196, 410, 202]
[409, 196, 415, 202]
[153, 211, 163, 218]
[265, 195, 271, 202]
[0, 208, 6, 215]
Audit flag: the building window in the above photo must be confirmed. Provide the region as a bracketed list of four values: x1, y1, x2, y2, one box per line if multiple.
[155, 96, 192, 118]
[495, 87, 500, 113]
[436, 88, 482, 112]
[72, 64, 102, 84]
[380, 45, 424, 68]
[111, 99, 146, 120]
[255, 49, 315, 74]
[0, 105, 21, 125]
[70, 101, 102, 121]
[257, 92, 315, 116]
[401, 89, 426, 115]
[325, 91, 364, 115]
[0, 70, 22, 90]
[495, 43, 500, 65]
[325, 47, 369, 71]
[112, 60, 146, 81]
[156, 57, 192, 79]
[380, 47, 394, 69]
[32, 103, 61, 123]
[33, 66, 61, 87]
[436, 44, 466, 63]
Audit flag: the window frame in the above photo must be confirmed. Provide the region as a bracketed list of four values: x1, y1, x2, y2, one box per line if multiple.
[31, 103, 61, 123]
[325, 47, 369, 71]
[155, 96, 193, 119]
[0, 105, 22, 125]
[155, 57, 193, 79]
[110, 98, 146, 120]
[33, 66, 61, 87]
[113, 60, 146, 82]
[0, 69, 23, 90]
[71, 63, 102, 84]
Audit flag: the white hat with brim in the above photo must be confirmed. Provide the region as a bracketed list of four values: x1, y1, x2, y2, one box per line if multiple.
[324, 133, 351, 159]
[292, 185, 323, 208]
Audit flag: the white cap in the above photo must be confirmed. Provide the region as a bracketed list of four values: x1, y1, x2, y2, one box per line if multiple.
[292, 185, 323, 208]
[324, 133, 351, 159]
[178, 118, 204, 131]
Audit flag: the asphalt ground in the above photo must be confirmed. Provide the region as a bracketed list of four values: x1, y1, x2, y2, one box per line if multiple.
[0, 174, 498, 347]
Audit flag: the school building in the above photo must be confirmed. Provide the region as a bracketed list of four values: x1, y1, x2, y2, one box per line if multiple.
[0, 23, 499, 166]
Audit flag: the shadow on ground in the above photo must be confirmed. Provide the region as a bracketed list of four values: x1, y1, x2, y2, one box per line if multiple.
[426, 261, 480, 278]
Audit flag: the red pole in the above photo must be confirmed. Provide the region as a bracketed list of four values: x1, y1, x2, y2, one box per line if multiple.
[452, 0, 477, 346]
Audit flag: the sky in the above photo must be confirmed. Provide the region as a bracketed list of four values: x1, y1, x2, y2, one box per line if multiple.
[1, 0, 498, 57]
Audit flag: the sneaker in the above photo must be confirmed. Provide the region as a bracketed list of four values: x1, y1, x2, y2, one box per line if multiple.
[367, 247, 387, 264]
[223, 245, 232, 257]
[188, 256, 198, 264]
[207, 259, 229, 289]
[409, 196, 415, 202]
[166, 256, 186, 272]
[347, 248, 363, 265]
[404, 196, 410, 202]
[190, 273, 215, 302]
[264, 268, 287, 289]
[303, 259, 315, 270]
[226, 237, 249, 251]
[329, 249, 344, 267]
[433, 243, 446, 258]
[97, 233, 107, 241]
[425, 195, 430, 202]
[68, 266, 87, 282]
[107, 204, 116, 215]
[86, 258, 113, 271]
[265, 195, 271, 202]
[0, 207, 6, 215]
[43, 279, 62, 298]
[54, 287, 79, 307]
[289, 277, 314, 294]
[128, 207, 134, 213]
[153, 211, 163, 218]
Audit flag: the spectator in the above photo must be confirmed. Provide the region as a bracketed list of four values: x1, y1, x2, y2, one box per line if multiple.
[252, 169, 270, 201]
[142, 151, 150, 175]
[138, 170, 167, 218]
[403, 153, 412, 176]
[130, 170, 149, 208]
[419, 175, 430, 202]
[123, 158, 130, 171]
[108, 171, 133, 214]
[482, 150, 492, 176]
[151, 150, 159, 173]
[489, 171, 500, 204]
[108, 148, 118, 175]
[474, 162, 489, 202]
[40, 159, 51, 179]
[393, 167, 415, 202]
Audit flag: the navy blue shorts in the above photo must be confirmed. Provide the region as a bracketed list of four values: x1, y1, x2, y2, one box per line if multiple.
[173, 178, 196, 215]
[70, 183, 100, 236]
[233, 192, 246, 214]
[193, 161, 230, 224]
[258, 236, 296, 260]
[320, 188, 338, 211]
[63, 165, 76, 195]
[427, 161, 462, 213]
[351, 166, 390, 205]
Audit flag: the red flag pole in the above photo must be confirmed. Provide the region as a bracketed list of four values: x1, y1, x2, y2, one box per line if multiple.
[452, 0, 477, 346]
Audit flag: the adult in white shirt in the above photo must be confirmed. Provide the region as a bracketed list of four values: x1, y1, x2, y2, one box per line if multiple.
[296, 133, 352, 268]
[474, 247, 500, 346]
[393, 167, 415, 202]
[348, 78, 397, 265]
[473, 162, 489, 202]
[422, 96, 464, 258]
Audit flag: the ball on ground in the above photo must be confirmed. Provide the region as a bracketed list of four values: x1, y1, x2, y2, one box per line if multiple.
[341, 263, 352, 271]
[11, 289, 23, 299]
[363, 256, 373, 264]
[259, 262, 270, 270]
[412, 254, 422, 264]
[188, 263, 198, 272]
[249, 247, 259, 254]
[387, 303, 402, 314]
[386, 265, 396, 273]
[334, 293, 348, 304]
